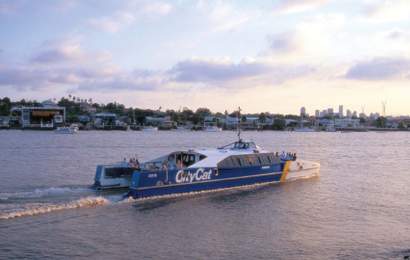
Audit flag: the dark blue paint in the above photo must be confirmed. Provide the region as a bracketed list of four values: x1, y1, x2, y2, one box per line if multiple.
[129, 162, 285, 198]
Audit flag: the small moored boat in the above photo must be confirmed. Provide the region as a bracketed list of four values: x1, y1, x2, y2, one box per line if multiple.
[142, 126, 158, 132]
[55, 125, 79, 134]
[203, 125, 223, 132]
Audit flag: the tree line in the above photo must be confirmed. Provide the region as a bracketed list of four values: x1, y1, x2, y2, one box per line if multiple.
[0, 96, 297, 128]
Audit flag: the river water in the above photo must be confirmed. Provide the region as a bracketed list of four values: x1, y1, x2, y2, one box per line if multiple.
[0, 130, 409, 259]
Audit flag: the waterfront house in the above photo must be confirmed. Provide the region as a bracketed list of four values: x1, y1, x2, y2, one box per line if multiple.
[10, 100, 65, 129]
[93, 112, 127, 130]
[145, 116, 176, 130]
[204, 116, 223, 128]
[0, 116, 10, 129]
[242, 116, 259, 130]
[224, 116, 239, 130]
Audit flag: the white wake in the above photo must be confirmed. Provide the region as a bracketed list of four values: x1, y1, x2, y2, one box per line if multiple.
[0, 196, 109, 220]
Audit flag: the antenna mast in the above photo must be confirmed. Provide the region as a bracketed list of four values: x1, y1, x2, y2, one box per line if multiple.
[237, 106, 242, 142]
[382, 101, 387, 117]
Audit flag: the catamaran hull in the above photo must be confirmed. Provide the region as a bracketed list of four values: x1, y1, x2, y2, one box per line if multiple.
[128, 171, 283, 199]
[128, 160, 320, 199]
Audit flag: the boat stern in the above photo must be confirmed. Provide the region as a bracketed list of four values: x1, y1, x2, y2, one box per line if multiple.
[127, 171, 142, 199]
[93, 162, 135, 190]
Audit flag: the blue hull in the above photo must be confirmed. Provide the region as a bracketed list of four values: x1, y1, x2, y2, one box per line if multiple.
[128, 171, 282, 199]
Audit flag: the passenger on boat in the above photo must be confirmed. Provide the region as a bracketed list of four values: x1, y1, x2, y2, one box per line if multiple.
[177, 159, 183, 169]
[280, 151, 286, 160]
[134, 158, 141, 169]
[162, 160, 169, 171]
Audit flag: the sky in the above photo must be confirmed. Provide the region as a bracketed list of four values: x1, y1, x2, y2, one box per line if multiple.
[1, 0, 410, 115]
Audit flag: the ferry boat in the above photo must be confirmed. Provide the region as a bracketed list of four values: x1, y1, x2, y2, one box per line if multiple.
[93, 109, 320, 198]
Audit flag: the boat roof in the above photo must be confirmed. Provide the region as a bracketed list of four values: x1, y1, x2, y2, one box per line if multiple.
[188, 140, 269, 168]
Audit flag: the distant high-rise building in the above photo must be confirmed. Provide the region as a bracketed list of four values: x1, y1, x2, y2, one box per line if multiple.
[339, 105, 343, 118]
[321, 109, 327, 117]
[315, 110, 320, 118]
[346, 109, 352, 118]
[300, 107, 306, 117]
[327, 108, 334, 116]
[353, 111, 357, 118]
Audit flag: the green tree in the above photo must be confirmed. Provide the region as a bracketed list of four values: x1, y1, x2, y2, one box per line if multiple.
[0, 97, 11, 116]
[398, 121, 407, 129]
[272, 118, 286, 130]
[359, 117, 366, 124]
[258, 113, 267, 124]
[375, 117, 387, 128]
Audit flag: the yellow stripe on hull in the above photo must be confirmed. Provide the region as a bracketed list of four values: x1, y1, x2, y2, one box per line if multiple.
[280, 161, 291, 182]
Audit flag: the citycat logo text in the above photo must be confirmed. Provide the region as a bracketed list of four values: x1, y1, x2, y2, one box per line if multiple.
[175, 168, 212, 183]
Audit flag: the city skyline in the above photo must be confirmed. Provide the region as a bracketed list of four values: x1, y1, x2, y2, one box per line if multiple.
[1, 0, 410, 115]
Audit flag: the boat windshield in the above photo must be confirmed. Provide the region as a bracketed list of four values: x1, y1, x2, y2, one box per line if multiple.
[141, 151, 206, 171]
[218, 141, 257, 150]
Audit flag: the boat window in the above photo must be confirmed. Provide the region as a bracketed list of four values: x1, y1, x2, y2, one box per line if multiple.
[105, 167, 135, 179]
[236, 157, 242, 167]
[246, 155, 258, 166]
[266, 155, 272, 164]
[257, 156, 262, 165]
[218, 153, 279, 169]
[174, 152, 206, 168]
[268, 154, 279, 164]
[259, 155, 271, 165]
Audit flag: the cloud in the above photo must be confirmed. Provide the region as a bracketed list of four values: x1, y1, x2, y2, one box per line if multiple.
[345, 57, 410, 80]
[196, 1, 255, 32]
[31, 40, 84, 63]
[384, 29, 408, 40]
[170, 58, 314, 85]
[364, 0, 410, 22]
[0, 62, 166, 92]
[0, 65, 119, 90]
[30, 38, 111, 64]
[171, 59, 270, 82]
[1, 36, 167, 92]
[268, 32, 300, 54]
[2, 30, 317, 93]
[0, 0, 24, 14]
[1, 56, 315, 92]
[0, 66, 46, 89]
[1, 38, 124, 90]
[77, 70, 167, 92]
[89, 11, 136, 33]
[89, 1, 172, 33]
[141, 2, 173, 15]
[274, 0, 328, 14]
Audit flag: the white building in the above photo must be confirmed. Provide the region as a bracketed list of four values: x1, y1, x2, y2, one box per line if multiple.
[334, 118, 360, 128]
